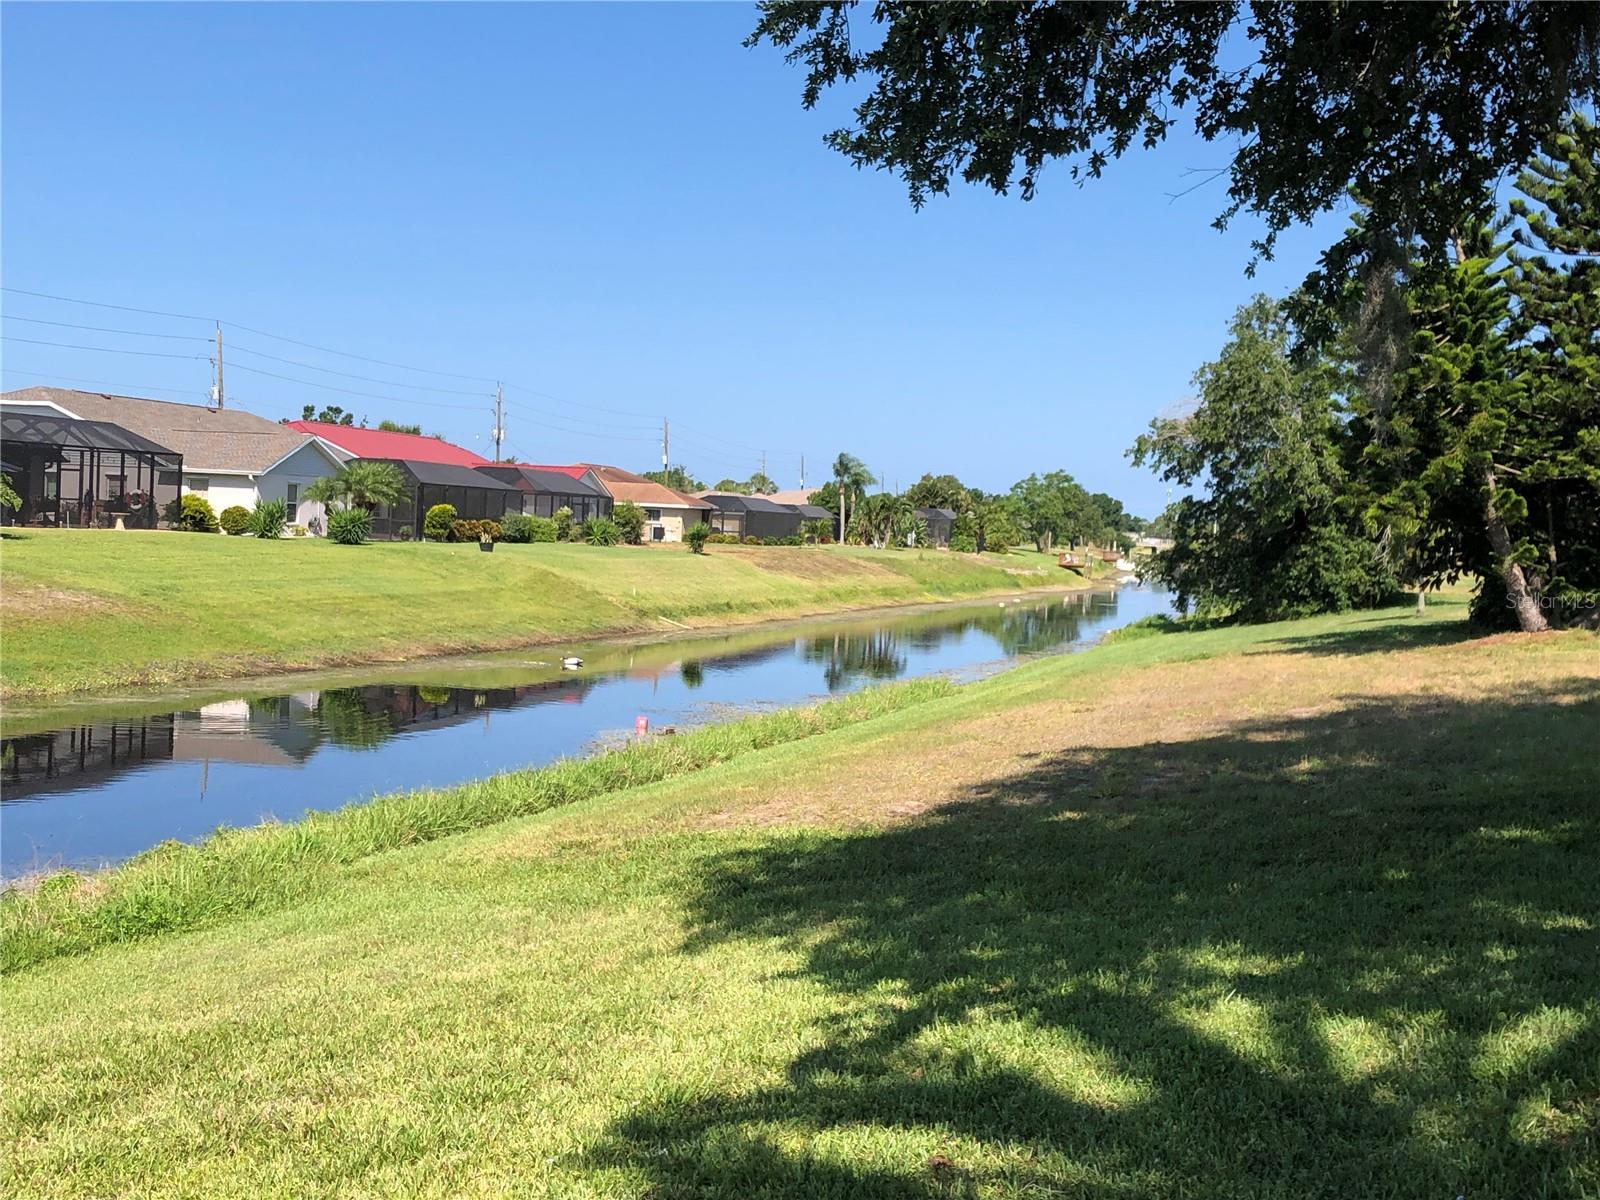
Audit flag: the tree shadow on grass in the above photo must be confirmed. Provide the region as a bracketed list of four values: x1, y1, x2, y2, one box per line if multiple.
[585, 680, 1600, 1198]
[1262, 613, 1479, 657]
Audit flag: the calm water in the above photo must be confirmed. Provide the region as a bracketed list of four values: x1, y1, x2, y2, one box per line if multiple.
[0, 584, 1170, 877]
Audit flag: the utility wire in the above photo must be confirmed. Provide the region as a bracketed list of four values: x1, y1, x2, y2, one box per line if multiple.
[228, 361, 473, 408]
[0, 335, 208, 361]
[0, 365, 212, 401]
[224, 320, 497, 383]
[0, 286, 211, 323]
[226, 342, 493, 397]
[1, 315, 210, 341]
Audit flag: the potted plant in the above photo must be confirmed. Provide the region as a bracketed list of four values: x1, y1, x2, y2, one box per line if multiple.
[479, 530, 494, 553]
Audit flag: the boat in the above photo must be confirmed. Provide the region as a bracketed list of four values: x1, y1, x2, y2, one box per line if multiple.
[560, 656, 584, 670]
[1057, 552, 1087, 570]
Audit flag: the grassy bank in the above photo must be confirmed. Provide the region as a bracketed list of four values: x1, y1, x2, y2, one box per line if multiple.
[0, 530, 1088, 698]
[3, 597, 1597, 1198]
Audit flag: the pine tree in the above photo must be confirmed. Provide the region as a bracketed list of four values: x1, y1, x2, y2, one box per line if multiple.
[1507, 114, 1600, 627]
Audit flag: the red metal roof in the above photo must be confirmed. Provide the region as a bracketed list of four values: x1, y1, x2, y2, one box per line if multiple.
[286, 420, 489, 466]
[517, 463, 588, 479]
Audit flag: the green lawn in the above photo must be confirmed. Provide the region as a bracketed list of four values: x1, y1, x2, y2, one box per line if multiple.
[0, 530, 1088, 698]
[3, 598, 1596, 1197]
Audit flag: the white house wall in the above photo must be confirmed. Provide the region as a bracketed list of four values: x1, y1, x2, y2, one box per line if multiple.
[184, 474, 257, 516]
[256, 441, 338, 532]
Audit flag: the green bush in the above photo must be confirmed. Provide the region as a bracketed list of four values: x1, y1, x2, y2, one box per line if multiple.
[219, 505, 251, 536]
[172, 494, 218, 533]
[553, 505, 574, 541]
[423, 503, 456, 541]
[949, 530, 978, 553]
[685, 522, 711, 554]
[527, 516, 558, 543]
[327, 507, 372, 545]
[499, 513, 536, 543]
[248, 498, 288, 540]
[583, 517, 621, 546]
[613, 501, 646, 545]
[397, 525, 413, 541]
[706, 532, 740, 544]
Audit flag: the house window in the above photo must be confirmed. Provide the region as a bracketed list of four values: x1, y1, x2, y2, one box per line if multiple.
[185, 475, 209, 494]
[285, 483, 298, 515]
[646, 508, 661, 522]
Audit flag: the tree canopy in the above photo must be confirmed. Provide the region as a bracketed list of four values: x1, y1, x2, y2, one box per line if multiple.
[750, 3, 1599, 272]
[641, 466, 706, 493]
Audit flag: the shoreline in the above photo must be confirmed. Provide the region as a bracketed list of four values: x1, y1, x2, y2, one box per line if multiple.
[2, 566, 1125, 715]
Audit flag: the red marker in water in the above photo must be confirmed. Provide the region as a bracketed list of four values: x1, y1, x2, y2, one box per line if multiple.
[635, 715, 649, 736]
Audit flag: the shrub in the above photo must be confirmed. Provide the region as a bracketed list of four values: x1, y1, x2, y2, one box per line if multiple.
[613, 501, 646, 545]
[479, 519, 502, 543]
[288, 525, 308, 537]
[327, 506, 372, 545]
[801, 518, 832, 544]
[584, 517, 621, 546]
[742, 535, 761, 545]
[706, 532, 740, 544]
[527, 516, 558, 543]
[500, 513, 536, 543]
[950, 530, 978, 553]
[685, 522, 711, 554]
[248, 498, 288, 540]
[423, 503, 456, 541]
[450, 519, 479, 543]
[553, 505, 574, 541]
[173, 493, 218, 533]
[397, 525, 413, 541]
[219, 505, 251, 536]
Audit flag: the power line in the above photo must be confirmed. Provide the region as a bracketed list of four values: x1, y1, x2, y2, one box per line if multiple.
[0, 365, 212, 401]
[1, 315, 210, 341]
[223, 320, 497, 383]
[0, 286, 211, 323]
[227, 341, 493, 397]
[228, 361, 474, 409]
[0, 335, 208, 361]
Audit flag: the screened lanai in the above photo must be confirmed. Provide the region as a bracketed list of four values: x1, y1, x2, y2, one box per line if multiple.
[474, 465, 612, 523]
[0, 406, 183, 528]
[367, 458, 524, 539]
[701, 494, 806, 540]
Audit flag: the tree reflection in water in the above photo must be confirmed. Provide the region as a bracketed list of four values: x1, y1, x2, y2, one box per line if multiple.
[802, 594, 1111, 690]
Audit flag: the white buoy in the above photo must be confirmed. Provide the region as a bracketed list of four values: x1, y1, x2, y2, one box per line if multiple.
[561, 656, 583, 670]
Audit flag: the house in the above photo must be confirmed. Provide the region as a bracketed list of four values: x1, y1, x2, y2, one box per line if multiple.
[699, 493, 806, 541]
[283, 420, 526, 538]
[0, 402, 183, 528]
[578, 464, 711, 542]
[913, 507, 957, 548]
[473, 464, 613, 523]
[4, 387, 342, 527]
[764, 488, 820, 507]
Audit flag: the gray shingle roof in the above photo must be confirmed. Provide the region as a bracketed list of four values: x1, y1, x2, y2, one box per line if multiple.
[1, 387, 322, 474]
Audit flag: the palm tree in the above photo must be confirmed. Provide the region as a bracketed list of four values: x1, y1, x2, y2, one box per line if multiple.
[831, 453, 871, 544]
[305, 460, 409, 513]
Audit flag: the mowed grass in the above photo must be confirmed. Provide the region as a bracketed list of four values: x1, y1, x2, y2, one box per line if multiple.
[3, 597, 1597, 1198]
[0, 530, 1073, 698]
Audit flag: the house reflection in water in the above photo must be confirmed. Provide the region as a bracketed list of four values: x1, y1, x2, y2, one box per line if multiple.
[1, 678, 600, 805]
[2, 715, 179, 799]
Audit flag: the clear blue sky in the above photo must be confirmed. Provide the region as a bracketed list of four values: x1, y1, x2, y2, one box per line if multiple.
[2, 2, 1345, 515]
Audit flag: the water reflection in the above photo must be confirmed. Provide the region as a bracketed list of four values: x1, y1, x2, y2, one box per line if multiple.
[1, 585, 1168, 876]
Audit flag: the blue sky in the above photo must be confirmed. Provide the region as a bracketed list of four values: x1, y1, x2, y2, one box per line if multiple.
[2, 2, 1346, 514]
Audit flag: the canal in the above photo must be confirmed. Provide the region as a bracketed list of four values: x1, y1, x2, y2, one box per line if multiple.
[0, 583, 1170, 878]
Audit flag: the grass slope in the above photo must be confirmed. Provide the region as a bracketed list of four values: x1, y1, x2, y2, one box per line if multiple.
[3, 597, 1597, 1198]
[0, 531, 1081, 698]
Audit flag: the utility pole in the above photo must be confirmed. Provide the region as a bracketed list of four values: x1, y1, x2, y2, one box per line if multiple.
[760, 450, 767, 480]
[211, 322, 225, 409]
[662, 418, 670, 476]
[799, 454, 805, 489]
[492, 383, 505, 462]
